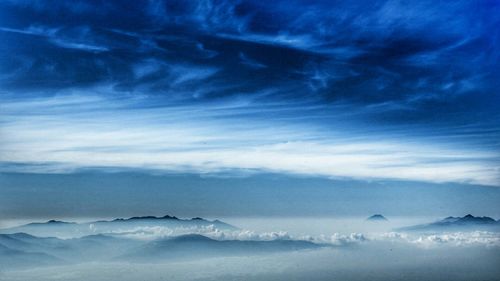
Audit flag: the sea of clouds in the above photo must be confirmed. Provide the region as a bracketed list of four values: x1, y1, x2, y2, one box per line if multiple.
[98, 224, 500, 248]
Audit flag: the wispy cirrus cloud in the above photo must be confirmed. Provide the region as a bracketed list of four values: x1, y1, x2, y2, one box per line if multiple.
[1, 92, 498, 186]
[0, 0, 498, 186]
[0, 25, 109, 52]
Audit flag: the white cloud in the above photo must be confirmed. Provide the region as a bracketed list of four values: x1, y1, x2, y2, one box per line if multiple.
[88, 224, 368, 246]
[377, 231, 500, 248]
[102, 225, 292, 241]
[94, 224, 500, 249]
[0, 25, 109, 52]
[0, 93, 498, 186]
[302, 233, 367, 246]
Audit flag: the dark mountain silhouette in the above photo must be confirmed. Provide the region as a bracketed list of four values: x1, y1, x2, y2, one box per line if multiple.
[119, 234, 323, 262]
[0, 215, 238, 238]
[366, 214, 388, 221]
[112, 214, 179, 221]
[25, 220, 76, 225]
[398, 214, 500, 232]
[453, 214, 496, 224]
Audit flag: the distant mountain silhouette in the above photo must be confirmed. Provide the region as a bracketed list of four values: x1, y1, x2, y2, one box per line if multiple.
[112, 214, 179, 221]
[0, 232, 324, 268]
[25, 220, 76, 226]
[0, 215, 238, 238]
[119, 234, 323, 262]
[0, 232, 142, 268]
[398, 214, 500, 232]
[366, 214, 388, 221]
[0, 233, 64, 268]
[451, 214, 496, 224]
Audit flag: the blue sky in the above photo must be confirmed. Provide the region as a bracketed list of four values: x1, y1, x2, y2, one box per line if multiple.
[0, 0, 499, 218]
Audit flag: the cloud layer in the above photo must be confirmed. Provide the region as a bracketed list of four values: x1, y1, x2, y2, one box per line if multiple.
[1, 93, 498, 185]
[0, 0, 499, 185]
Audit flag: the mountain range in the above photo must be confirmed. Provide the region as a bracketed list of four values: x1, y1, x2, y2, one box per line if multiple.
[0, 215, 237, 238]
[398, 214, 500, 232]
[119, 234, 322, 262]
[0, 215, 327, 269]
[0, 232, 323, 269]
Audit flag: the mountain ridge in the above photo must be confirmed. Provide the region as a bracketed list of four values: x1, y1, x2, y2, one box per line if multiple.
[0, 215, 238, 238]
[398, 214, 500, 232]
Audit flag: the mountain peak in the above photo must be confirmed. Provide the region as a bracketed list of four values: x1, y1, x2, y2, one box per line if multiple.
[162, 215, 178, 220]
[457, 214, 495, 223]
[366, 214, 388, 221]
[47, 220, 71, 224]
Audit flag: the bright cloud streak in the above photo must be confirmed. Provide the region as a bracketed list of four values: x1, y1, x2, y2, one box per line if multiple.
[0, 0, 498, 188]
[1, 93, 497, 186]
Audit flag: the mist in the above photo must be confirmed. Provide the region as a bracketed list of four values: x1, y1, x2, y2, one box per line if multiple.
[1, 216, 499, 281]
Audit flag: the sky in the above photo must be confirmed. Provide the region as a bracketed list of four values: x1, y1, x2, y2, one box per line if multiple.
[0, 0, 499, 219]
